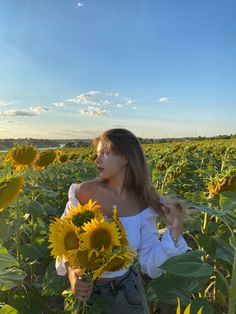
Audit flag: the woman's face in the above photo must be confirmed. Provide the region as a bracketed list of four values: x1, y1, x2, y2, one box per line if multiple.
[95, 140, 127, 180]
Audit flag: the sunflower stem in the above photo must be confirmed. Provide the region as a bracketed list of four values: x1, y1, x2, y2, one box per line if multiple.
[81, 301, 88, 314]
[16, 195, 20, 262]
[228, 247, 236, 314]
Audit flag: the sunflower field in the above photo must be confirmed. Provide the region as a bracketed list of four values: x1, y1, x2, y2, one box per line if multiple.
[0, 140, 235, 314]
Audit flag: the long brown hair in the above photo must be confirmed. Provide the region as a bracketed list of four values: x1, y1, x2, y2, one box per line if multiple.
[92, 128, 163, 216]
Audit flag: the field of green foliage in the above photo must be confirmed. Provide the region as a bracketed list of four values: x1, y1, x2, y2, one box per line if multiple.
[0, 139, 235, 314]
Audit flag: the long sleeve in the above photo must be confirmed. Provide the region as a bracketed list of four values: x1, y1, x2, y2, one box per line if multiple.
[55, 183, 79, 276]
[61, 183, 79, 218]
[137, 209, 189, 278]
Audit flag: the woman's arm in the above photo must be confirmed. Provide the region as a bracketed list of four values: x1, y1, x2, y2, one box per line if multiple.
[138, 208, 188, 278]
[65, 262, 94, 301]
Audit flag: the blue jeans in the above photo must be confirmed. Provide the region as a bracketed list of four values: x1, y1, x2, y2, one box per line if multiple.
[92, 267, 150, 314]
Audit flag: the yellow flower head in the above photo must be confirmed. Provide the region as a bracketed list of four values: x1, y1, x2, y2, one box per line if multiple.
[67, 249, 103, 273]
[33, 150, 57, 170]
[112, 208, 129, 247]
[0, 176, 24, 212]
[65, 199, 103, 228]
[58, 153, 69, 163]
[48, 218, 79, 259]
[79, 218, 121, 253]
[208, 174, 236, 196]
[6, 145, 38, 170]
[92, 251, 136, 280]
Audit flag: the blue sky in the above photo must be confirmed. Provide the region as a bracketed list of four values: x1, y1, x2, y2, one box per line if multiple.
[0, 0, 235, 139]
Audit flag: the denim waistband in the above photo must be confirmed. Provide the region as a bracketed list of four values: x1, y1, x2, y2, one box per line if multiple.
[94, 266, 137, 290]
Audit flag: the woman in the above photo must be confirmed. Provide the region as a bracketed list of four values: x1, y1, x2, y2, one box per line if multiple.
[56, 128, 188, 314]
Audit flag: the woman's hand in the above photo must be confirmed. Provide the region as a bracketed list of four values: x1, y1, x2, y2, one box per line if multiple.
[66, 265, 94, 301]
[161, 198, 185, 239]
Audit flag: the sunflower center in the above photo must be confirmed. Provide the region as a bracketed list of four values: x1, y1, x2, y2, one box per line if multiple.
[64, 231, 79, 250]
[72, 210, 95, 227]
[90, 228, 112, 250]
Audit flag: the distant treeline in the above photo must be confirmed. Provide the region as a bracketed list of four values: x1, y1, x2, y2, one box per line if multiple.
[137, 133, 236, 144]
[0, 138, 66, 150]
[0, 138, 92, 150]
[0, 134, 235, 150]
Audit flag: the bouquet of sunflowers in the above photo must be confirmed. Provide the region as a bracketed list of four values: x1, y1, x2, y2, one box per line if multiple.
[48, 200, 136, 281]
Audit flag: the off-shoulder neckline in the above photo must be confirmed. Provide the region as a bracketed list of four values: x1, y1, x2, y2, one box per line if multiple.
[118, 207, 153, 219]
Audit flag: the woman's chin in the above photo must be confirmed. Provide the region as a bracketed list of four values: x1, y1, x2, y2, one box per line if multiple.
[98, 173, 107, 180]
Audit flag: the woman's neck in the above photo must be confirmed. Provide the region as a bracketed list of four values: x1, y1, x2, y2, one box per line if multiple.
[102, 178, 127, 199]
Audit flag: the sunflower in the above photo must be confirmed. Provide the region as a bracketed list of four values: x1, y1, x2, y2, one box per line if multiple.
[92, 251, 136, 280]
[67, 249, 104, 274]
[48, 218, 79, 259]
[58, 153, 69, 163]
[79, 218, 121, 253]
[33, 150, 57, 169]
[0, 176, 24, 212]
[112, 208, 129, 247]
[208, 174, 236, 196]
[65, 199, 103, 228]
[6, 145, 38, 170]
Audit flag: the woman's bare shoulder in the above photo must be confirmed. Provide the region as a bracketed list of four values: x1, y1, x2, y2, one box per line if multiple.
[76, 180, 101, 204]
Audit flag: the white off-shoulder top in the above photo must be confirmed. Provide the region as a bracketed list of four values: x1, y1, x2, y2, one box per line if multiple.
[56, 183, 189, 279]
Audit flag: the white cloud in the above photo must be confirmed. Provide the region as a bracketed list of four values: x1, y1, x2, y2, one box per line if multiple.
[84, 90, 100, 96]
[59, 91, 137, 115]
[77, 1, 84, 7]
[29, 106, 49, 114]
[53, 102, 65, 107]
[67, 94, 97, 106]
[159, 97, 174, 104]
[100, 99, 112, 106]
[109, 92, 119, 97]
[67, 91, 100, 105]
[0, 106, 49, 117]
[0, 109, 37, 117]
[0, 100, 11, 106]
[79, 107, 110, 117]
[125, 98, 133, 105]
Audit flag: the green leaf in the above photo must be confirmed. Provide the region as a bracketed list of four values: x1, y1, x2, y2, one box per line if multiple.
[214, 238, 234, 264]
[185, 216, 202, 233]
[8, 286, 46, 314]
[193, 205, 230, 218]
[89, 295, 111, 314]
[190, 298, 214, 314]
[0, 268, 26, 291]
[216, 247, 234, 264]
[0, 245, 18, 268]
[216, 272, 229, 296]
[229, 235, 236, 250]
[44, 204, 58, 216]
[159, 251, 213, 278]
[198, 234, 216, 257]
[25, 200, 46, 217]
[220, 191, 236, 211]
[0, 305, 19, 314]
[207, 221, 218, 233]
[20, 243, 48, 260]
[41, 188, 59, 198]
[0, 219, 13, 243]
[42, 261, 69, 296]
[149, 274, 209, 304]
